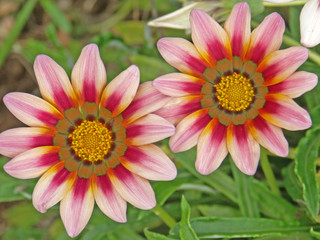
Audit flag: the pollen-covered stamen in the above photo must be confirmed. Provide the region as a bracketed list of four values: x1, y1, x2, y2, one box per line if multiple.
[214, 72, 255, 112]
[69, 120, 113, 162]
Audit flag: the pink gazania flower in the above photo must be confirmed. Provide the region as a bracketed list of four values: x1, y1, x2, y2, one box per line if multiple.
[0, 44, 177, 237]
[153, 2, 317, 175]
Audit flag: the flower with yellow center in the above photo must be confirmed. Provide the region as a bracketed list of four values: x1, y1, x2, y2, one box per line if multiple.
[0, 44, 177, 237]
[153, 2, 318, 175]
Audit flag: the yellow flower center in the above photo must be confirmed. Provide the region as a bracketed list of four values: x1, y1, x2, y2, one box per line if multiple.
[214, 72, 255, 112]
[69, 120, 113, 162]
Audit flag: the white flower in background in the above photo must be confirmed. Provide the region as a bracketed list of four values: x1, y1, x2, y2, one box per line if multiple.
[148, 1, 225, 30]
[264, 0, 320, 48]
[300, 0, 320, 47]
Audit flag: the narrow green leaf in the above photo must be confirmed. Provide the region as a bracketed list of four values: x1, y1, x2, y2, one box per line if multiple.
[288, 6, 301, 41]
[197, 205, 241, 217]
[173, 148, 237, 203]
[295, 127, 320, 220]
[230, 159, 260, 217]
[310, 227, 320, 240]
[0, 0, 38, 67]
[144, 229, 175, 240]
[180, 196, 199, 240]
[39, 0, 72, 33]
[170, 217, 317, 238]
[251, 180, 298, 221]
[282, 162, 303, 202]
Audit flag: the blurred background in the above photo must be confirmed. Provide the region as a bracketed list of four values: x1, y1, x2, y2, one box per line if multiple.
[1, 0, 320, 240]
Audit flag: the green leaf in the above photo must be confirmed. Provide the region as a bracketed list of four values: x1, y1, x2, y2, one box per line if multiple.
[197, 205, 241, 217]
[0, 0, 38, 67]
[288, 6, 301, 41]
[282, 162, 303, 202]
[230, 159, 260, 217]
[170, 217, 316, 238]
[39, 0, 72, 33]
[173, 148, 237, 203]
[295, 127, 320, 220]
[144, 229, 175, 240]
[112, 21, 145, 45]
[251, 180, 298, 221]
[179, 196, 199, 240]
[311, 227, 320, 240]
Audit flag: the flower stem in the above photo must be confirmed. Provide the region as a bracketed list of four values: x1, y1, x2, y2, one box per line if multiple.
[260, 148, 281, 197]
[152, 205, 176, 228]
[263, 0, 307, 7]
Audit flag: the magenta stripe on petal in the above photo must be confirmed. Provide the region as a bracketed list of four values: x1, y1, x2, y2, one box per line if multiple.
[0, 127, 55, 158]
[154, 95, 203, 125]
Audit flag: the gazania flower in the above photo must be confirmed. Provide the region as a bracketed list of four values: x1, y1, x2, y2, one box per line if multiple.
[153, 2, 317, 175]
[0, 44, 177, 237]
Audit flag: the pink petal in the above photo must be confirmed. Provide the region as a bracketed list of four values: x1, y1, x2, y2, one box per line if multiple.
[122, 82, 171, 126]
[3, 92, 63, 128]
[4, 146, 61, 179]
[300, 0, 320, 47]
[0, 127, 55, 158]
[245, 12, 285, 65]
[34, 55, 78, 112]
[258, 94, 312, 131]
[32, 161, 76, 213]
[108, 164, 156, 210]
[169, 108, 211, 153]
[257, 47, 308, 86]
[100, 65, 140, 117]
[125, 114, 175, 146]
[153, 95, 203, 125]
[196, 118, 228, 175]
[153, 73, 205, 97]
[92, 174, 127, 223]
[268, 71, 318, 98]
[227, 123, 260, 175]
[71, 44, 107, 105]
[157, 37, 209, 78]
[190, 9, 232, 66]
[60, 177, 94, 238]
[224, 2, 251, 59]
[247, 116, 288, 157]
[120, 144, 177, 181]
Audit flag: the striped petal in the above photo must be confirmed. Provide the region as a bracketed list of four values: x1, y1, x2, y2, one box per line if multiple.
[247, 116, 288, 157]
[245, 12, 285, 65]
[196, 118, 228, 175]
[300, 0, 320, 47]
[268, 71, 318, 98]
[0, 127, 55, 158]
[190, 9, 232, 66]
[227, 123, 260, 175]
[4, 146, 61, 179]
[92, 174, 127, 223]
[120, 145, 177, 181]
[257, 47, 308, 86]
[125, 114, 175, 146]
[100, 65, 139, 117]
[3, 92, 63, 128]
[34, 55, 78, 112]
[153, 95, 203, 125]
[169, 108, 211, 153]
[60, 177, 94, 238]
[122, 82, 171, 126]
[157, 37, 209, 78]
[32, 161, 76, 213]
[258, 94, 312, 131]
[224, 2, 251, 60]
[108, 164, 156, 210]
[153, 73, 205, 97]
[71, 44, 107, 105]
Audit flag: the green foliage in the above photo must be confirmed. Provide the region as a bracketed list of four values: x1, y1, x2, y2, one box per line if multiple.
[295, 127, 320, 221]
